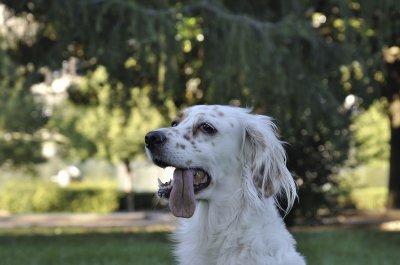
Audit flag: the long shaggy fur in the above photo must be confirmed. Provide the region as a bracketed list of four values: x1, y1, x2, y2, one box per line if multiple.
[146, 105, 306, 265]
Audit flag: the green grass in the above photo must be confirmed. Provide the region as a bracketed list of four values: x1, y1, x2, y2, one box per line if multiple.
[0, 228, 399, 265]
[296, 229, 400, 265]
[0, 229, 173, 265]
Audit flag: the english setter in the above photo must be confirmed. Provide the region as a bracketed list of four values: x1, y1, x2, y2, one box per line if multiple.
[145, 105, 305, 265]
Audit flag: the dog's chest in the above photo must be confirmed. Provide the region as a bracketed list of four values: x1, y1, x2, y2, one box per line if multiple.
[175, 220, 254, 265]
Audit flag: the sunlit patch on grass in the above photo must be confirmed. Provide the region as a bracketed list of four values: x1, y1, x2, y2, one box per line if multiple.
[381, 221, 400, 231]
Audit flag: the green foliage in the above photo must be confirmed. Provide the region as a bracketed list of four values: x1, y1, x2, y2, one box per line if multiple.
[351, 99, 390, 164]
[0, 51, 48, 167]
[51, 66, 173, 163]
[350, 187, 388, 210]
[1, 0, 399, 217]
[335, 99, 391, 211]
[0, 180, 119, 213]
[337, 162, 388, 211]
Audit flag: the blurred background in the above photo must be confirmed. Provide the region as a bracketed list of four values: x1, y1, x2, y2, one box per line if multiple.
[0, 1, 399, 264]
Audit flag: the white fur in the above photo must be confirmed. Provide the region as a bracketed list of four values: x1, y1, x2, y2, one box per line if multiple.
[147, 105, 306, 265]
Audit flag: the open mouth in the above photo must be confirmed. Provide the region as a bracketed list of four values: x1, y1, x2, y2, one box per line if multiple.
[153, 159, 211, 218]
[158, 168, 211, 198]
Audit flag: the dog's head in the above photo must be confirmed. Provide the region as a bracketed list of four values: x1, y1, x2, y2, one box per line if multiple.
[145, 105, 296, 218]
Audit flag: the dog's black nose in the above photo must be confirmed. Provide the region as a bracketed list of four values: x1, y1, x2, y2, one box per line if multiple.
[145, 131, 167, 149]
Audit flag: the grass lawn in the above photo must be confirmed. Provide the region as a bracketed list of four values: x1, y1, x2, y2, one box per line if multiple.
[0, 227, 399, 265]
[295, 228, 400, 265]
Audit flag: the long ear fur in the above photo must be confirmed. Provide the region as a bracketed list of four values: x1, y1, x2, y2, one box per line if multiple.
[241, 113, 297, 214]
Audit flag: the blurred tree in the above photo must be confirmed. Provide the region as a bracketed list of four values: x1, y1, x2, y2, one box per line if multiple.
[384, 49, 400, 209]
[309, 0, 400, 209]
[0, 51, 48, 168]
[49, 66, 171, 210]
[351, 99, 390, 165]
[1, 0, 399, 215]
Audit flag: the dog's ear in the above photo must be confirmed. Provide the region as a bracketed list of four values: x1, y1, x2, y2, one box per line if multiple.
[241, 114, 297, 212]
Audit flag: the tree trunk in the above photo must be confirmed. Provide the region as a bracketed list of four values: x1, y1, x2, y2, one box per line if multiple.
[384, 49, 400, 209]
[388, 117, 400, 209]
[123, 159, 135, 211]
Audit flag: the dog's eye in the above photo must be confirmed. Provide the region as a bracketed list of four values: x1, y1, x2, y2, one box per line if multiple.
[199, 123, 217, 134]
[171, 121, 179, 127]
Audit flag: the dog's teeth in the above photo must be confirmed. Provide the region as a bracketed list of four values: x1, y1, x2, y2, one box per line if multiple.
[194, 171, 205, 181]
[158, 178, 172, 187]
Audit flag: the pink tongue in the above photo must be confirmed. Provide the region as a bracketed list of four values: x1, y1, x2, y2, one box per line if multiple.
[169, 169, 196, 218]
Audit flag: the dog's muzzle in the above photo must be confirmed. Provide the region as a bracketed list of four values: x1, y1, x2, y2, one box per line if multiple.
[145, 129, 212, 218]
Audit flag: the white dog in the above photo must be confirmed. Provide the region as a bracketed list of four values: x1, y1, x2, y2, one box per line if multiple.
[145, 105, 305, 265]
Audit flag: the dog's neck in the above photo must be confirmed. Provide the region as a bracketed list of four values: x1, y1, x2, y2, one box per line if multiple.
[176, 193, 281, 240]
[173, 195, 284, 264]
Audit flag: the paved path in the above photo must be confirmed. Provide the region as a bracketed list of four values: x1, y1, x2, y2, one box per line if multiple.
[0, 210, 399, 231]
[309, 210, 400, 231]
[0, 211, 177, 230]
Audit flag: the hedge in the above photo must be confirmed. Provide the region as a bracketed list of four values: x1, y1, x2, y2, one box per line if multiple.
[0, 180, 119, 214]
[351, 187, 388, 211]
